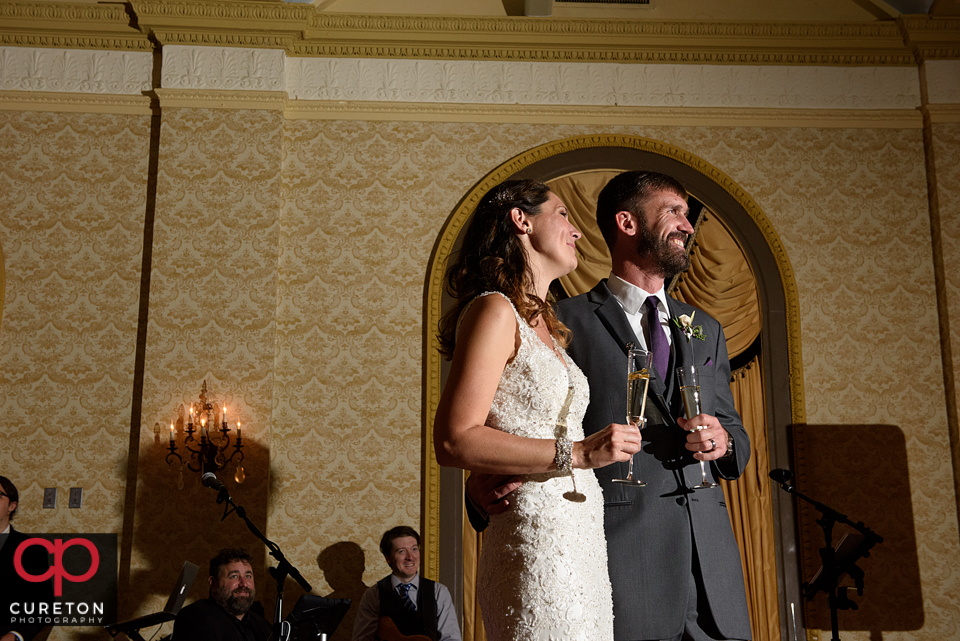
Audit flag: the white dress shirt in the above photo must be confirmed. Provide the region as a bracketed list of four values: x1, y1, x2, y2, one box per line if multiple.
[606, 273, 673, 351]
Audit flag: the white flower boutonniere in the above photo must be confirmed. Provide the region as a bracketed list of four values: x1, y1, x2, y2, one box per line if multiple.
[672, 311, 705, 342]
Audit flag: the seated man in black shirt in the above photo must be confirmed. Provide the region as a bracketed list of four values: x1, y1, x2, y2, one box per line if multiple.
[352, 526, 460, 641]
[173, 548, 272, 641]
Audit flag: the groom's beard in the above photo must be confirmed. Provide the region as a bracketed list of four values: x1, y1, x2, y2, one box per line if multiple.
[638, 222, 690, 278]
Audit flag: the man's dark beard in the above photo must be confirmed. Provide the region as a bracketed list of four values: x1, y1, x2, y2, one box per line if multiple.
[214, 585, 255, 616]
[637, 220, 690, 278]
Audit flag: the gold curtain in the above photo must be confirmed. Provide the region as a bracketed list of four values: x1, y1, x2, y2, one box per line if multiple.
[725, 358, 781, 641]
[460, 172, 780, 641]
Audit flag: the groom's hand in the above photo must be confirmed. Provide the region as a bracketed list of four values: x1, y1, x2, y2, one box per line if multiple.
[467, 472, 523, 517]
[677, 414, 730, 461]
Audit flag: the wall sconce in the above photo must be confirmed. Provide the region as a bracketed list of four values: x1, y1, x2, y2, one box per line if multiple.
[154, 380, 245, 490]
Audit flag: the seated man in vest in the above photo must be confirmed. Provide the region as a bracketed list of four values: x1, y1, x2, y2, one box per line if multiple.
[352, 526, 461, 641]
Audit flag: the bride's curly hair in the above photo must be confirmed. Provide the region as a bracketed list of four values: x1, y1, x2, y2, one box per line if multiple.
[438, 179, 571, 359]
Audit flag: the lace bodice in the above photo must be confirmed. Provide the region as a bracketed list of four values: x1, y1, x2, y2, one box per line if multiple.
[472, 292, 614, 641]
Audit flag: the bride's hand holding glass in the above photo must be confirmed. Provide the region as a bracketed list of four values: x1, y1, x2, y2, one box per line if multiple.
[572, 422, 642, 470]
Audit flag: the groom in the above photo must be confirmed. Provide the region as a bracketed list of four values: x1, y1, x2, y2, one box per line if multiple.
[469, 170, 752, 641]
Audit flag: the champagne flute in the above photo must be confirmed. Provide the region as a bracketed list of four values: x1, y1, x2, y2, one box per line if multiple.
[613, 345, 651, 486]
[677, 364, 719, 490]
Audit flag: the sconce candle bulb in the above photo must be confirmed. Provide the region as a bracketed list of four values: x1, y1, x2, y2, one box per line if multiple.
[163, 380, 245, 487]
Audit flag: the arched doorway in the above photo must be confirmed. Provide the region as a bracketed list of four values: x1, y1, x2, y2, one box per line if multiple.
[422, 135, 805, 641]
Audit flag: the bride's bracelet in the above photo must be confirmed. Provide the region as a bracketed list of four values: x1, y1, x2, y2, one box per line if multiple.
[553, 436, 572, 473]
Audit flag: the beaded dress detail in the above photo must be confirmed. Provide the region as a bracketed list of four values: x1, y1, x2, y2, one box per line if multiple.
[474, 293, 614, 641]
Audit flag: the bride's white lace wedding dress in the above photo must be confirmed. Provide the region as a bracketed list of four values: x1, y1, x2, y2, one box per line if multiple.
[475, 292, 614, 641]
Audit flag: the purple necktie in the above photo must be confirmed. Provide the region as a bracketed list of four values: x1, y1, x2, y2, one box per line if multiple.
[645, 296, 669, 380]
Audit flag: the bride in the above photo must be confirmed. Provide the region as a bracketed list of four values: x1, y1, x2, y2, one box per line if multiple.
[433, 179, 641, 640]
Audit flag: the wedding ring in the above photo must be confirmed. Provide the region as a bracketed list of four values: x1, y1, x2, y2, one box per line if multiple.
[707, 438, 717, 452]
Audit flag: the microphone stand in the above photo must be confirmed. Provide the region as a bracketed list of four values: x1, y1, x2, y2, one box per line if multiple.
[771, 471, 882, 641]
[210, 484, 312, 641]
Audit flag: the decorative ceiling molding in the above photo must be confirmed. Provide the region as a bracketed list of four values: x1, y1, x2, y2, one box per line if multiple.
[283, 100, 924, 128]
[924, 103, 960, 123]
[292, 16, 917, 65]
[4, 0, 958, 66]
[899, 15, 960, 61]
[130, 0, 308, 50]
[0, 46, 153, 94]
[0, 89, 152, 114]
[0, 1, 151, 51]
[154, 88, 287, 110]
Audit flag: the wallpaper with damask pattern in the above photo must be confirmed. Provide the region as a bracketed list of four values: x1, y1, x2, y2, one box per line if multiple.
[0, 111, 148, 530]
[0, 111, 150, 638]
[127, 106, 284, 623]
[1, 112, 957, 639]
[935, 123, 960, 448]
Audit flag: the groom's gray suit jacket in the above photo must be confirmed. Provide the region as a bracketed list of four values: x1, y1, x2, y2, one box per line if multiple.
[557, 280, 752, 641]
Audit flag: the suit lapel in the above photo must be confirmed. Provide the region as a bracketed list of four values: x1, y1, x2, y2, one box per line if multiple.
[593, 290, 640, 356]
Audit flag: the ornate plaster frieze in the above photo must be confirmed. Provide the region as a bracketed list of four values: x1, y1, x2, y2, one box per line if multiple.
[285, 58, 921, 110]
[925, 60, 960, 104]
[161, 45, 285, 91]
[283, 100, 923, 129]
[0, 46, 153, 94]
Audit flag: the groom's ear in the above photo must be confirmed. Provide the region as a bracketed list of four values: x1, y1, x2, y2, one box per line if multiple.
[616, 210, 638, 237]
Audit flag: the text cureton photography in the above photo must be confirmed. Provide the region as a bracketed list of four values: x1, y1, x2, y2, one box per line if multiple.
[3, 533, 117, 627]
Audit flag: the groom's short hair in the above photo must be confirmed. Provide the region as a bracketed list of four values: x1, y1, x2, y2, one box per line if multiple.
[379, 526, 420, 557]
[596, 170, 687, 250]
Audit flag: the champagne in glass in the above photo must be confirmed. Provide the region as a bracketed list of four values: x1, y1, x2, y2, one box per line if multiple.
[613, 346, 651, 486]
[627, 367, 650, 426]
[676, 364, 718, 489]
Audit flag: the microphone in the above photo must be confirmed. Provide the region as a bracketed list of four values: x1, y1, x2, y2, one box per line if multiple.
[201, 472, 229, 496]
[769, 468, 793, 486]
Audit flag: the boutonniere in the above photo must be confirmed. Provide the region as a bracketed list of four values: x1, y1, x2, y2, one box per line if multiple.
[672, 311, 705, 342]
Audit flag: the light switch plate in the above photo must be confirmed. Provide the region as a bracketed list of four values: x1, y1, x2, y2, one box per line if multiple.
[69, 487, 83, 508]
[43, 488, 57, 508]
